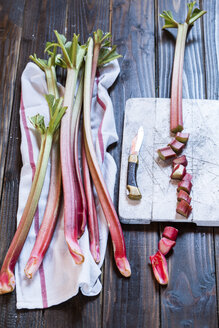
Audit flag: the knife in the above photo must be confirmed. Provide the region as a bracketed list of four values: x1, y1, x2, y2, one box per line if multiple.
[126, 126, 144, 200]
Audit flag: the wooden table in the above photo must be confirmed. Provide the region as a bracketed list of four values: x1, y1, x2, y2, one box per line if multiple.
[0, 1, 218, 327]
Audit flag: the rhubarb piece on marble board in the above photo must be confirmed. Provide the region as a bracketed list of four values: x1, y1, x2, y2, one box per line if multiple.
[162, 226, 178, 241]
[158, 237, 176, 256]
[149, 250, 169, 285]
[171, 164, 186, 180]
[177, 189, 191, 205]
[157, 146, 176, 160]
[176, 199, 192, 218]
[175, 132, 189, 144]
[182, 173, 193, 182]
[172, 155, 188, 167]
[168, 138, 184, 153]
[177, 180, 192, 194]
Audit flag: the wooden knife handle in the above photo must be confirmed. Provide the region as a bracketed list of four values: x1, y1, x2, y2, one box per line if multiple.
[127, 154, 142, 200]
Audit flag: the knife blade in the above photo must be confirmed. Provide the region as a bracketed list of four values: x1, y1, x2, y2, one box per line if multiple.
[126, 126, 144, 200]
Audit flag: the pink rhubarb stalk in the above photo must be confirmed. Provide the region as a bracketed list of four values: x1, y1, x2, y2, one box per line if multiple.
[48, 31, 87, 263]
[24, 134, 61, 278]
[0, 97, 66, 293]
[160, 3, 206, 132]
[173, 155, 188, 167]
[83, 37, 131, 277]
[157, 146, 176, 160]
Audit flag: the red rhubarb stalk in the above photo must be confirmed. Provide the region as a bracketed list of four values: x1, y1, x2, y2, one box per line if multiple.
[177, 189, 191, 205]
[47, 31, 87, 263]
[73, 75, 87, 237]
[0, 97, 66, 293]
[82, 137, 100, 263]
[160, 3, 206, 132]
[157, 146, 176, 160]
[173, 155, 188, 167]
[83, 37, 131, 277]
[176, 199, 192, 218]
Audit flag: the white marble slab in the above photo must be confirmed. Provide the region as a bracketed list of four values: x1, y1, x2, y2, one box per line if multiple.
[119, 98, 219, 226]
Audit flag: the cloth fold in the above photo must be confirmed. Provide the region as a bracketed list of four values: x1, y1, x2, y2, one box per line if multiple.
[15, 60, 119, 309]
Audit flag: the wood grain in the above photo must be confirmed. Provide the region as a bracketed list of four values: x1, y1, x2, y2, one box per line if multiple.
[157, 1, 217, 326]
[202, 0, 219, 320]
[102, 1, 160, 327]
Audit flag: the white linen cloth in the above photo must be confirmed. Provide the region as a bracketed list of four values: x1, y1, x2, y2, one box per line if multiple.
[15, 60, 119, 309]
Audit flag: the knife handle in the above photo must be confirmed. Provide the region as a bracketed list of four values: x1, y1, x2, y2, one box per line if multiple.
[127, 154, 142, 200]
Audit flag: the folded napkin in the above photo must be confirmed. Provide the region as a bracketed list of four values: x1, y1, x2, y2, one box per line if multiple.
[15, 60, 119, 309]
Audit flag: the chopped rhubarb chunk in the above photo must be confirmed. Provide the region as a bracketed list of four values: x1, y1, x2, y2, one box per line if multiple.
[176, 199, 192, 218]
[149, 251, 168, 285]
[168, 138, 184, 153]
[182, 173, 192, 182]
[157, 146, 176, 160]
[177, 180, 192, 194]
[173, 155, 188, 167]
[171, 164, 186, 180]
[158, 237, 176, 255]
[176, 132, 189, 143]
[177, 190, 191, 205]
[162, 226, 178, 241]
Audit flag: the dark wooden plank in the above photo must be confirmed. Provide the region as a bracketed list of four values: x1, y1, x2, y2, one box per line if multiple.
[202, 0, 219, 319]
[0, 2, 24, 207]
[157, 1, 218, 327]
[0, 0, 66, 327]
[44, 1, 111, 327]
[102, 1, 160, 327]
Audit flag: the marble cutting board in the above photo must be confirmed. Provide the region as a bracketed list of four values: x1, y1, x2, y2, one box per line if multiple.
[119, 98, 219, 226]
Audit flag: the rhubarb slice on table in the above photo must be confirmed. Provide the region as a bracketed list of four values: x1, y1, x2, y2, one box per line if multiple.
[162, 226, 178, 241]
[150, 251, 169, 285]
[157, 146, 176, 160]
[158, 237, 176, 256]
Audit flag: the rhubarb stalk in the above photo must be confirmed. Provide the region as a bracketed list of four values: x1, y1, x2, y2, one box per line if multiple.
[0, 96, 66, 293]
[25, 50, 63, 278]
[47, 31, 87, 264]
[160, 2, 206, 132]
[83, 37, 131, 277]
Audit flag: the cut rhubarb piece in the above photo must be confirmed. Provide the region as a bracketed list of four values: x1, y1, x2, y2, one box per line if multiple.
[173, 155, 188, 167]
[176, 199, 192, 218]
[177, 189, 191, 205]
[168, 138, 184, 153]
[175, 132, 189, 143]
[158, 237, 176, 255]
[171, 164, 186, 180]
[150, 250, 168, 285]
[177, 180, 192, 194]
[157, 146, 176, 160]
[182, 173, 192, 182]
[162, 226, 178, 241]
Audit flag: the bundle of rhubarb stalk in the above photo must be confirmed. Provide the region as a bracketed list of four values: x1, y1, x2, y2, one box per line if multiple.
[0, 29, 131, 299]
